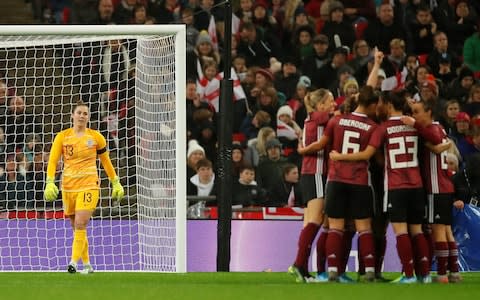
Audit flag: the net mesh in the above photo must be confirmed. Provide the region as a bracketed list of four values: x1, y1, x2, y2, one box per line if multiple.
[0, 32, 183, 272]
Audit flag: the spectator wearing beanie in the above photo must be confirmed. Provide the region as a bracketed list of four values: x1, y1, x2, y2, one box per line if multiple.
[320, 1, 356, 53]
[274, 57, 301, 101]
[448, 67, 476, 105]
[186, 30, 221, 80]
[256, 138, 289, 200]
[301, 34, 331, 88]
[186, 139, 206, 189]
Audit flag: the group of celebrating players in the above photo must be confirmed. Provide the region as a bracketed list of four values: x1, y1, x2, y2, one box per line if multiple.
[288, 48, 461, 284]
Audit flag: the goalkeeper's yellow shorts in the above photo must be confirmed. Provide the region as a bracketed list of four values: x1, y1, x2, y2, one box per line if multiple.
[62, 190, 99, 216]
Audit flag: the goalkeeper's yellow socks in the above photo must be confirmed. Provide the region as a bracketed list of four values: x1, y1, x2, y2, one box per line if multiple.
[81, 238, 90, 265]
[71, 229, 86, 263]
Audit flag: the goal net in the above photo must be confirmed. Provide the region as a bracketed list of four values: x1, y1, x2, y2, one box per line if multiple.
[0, 25, 186, 272]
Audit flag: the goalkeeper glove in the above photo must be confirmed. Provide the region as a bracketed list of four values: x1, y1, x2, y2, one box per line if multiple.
[111, 176, 124, 201]
[44, 177, 59, 202]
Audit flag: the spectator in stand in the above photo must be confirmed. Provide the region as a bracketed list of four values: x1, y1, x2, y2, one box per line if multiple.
[436, 0, 477, 56]
[187, 158, 217, 198]
[149, 0, 181, 24]
[0, 155, 34, 210]
[301, 34, 331, 89]
[291, 25, 315, 64]
[452, 152, 480, 209]
[321, 1, 356, 53]
[464, 83, 480, 117]
[448, 67, 476, 105]
[408, 4, 437, 55]
[381, 38, 406, 79]
[289, 75, 312, 129]
[438, 99, 461, 137]
[282, 4, 316, 57]
[181, 7, 200, 52]
[131, 3, 149, 24]
[270, 163, 302, 207]
[3, 95, 38, 155]
[68, 0, 98, 24]
[339, 0, 376, 24]
[232, 165, 267, 207]
[276, 105, 302, 165]
[451, 112, 475, 160]
[330, 64, 355, 99]
[186, 139, 206, 191]
[186, 79, 214, 139]
[364, 2, 406, 53]
[274, 57, 300, 101]
[231, 143, 248, 181]
[112, 0, 137, 24]
[316, 46, 348, 89]
[186, 31, 221, 81]
[0, 80, 8, 118]
[95, 0, 115, 24]
[406, 64, 432, 97]
[235, 0, 254, 24]
[348, 40, 371, 75]
[239, 110, 272, 141]
[335, 75, 359, 113]
[256, 138, 289, 200]
[193, 0, 222, 31]
[244, 126, 276, 168]
[252, 1, 282, 39]
[426, 31, 461, 77]
[463, 21, 480, 72]
[237, 21, 282, 68]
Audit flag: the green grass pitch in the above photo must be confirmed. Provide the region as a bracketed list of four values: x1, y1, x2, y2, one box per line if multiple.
[0, 272, 478, 300]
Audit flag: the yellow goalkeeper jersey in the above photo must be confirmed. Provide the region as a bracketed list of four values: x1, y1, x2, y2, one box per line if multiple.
[50, 128, 107, 192]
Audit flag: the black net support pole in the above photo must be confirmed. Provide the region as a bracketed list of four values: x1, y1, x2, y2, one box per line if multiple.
[216, 0, 233, 272]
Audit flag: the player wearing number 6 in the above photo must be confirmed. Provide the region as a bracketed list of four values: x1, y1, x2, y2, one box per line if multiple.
[330, 90, 436, 283]
[44, 100, 124, 274]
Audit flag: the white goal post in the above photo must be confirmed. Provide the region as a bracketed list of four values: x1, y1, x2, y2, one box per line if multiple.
[0, 25, 186, 272]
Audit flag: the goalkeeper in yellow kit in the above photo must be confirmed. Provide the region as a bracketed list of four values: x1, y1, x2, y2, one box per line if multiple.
[44, 100, 124, 274]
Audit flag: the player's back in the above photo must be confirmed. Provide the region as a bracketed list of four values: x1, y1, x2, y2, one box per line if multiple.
[420, 122, 454, 194]
[381, 117, 423, 190]
[60, 128, 103, 192]
[301, 111, 330, 175]
[326, 112, 377, 185]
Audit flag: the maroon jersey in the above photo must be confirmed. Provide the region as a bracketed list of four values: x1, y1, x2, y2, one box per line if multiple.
[324, 112, 378, 185]
[369, 117, 423, 190]
[418, 122, 454, 194]
[301, 111, 330, 175]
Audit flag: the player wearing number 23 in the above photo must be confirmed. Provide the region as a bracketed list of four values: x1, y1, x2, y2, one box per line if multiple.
[44, 100, 124, 274]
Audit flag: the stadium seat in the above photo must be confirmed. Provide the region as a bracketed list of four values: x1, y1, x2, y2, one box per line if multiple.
[354, 20, 368, 40]
[417, 54, 428, 65]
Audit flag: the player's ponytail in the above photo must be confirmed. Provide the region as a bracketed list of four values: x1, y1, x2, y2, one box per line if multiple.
[304, 88, 331, 113]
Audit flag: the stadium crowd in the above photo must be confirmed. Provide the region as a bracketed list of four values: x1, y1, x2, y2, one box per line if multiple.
[2, 0, 480, 281]
[7, 0, 478, 208]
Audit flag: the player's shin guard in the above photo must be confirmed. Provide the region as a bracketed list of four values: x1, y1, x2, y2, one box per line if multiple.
[448, 241, 459, 273]
[396, 233, 414, 277]
[411, 233, 430, 277]
[339, 229, 355, 274]
[294, 223, 320, 274]
[81, 237, 90, 264]
[326, 229, 344, 275]
[71, 229, 87, 263]
[434, 242, 449, 276]
[358, 231, 375, 274]
[316, 229, 328, 274]
[374, 235, 387, 275]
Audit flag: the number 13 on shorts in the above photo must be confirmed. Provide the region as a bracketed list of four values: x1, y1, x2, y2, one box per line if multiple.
[62, 190, 100, 215]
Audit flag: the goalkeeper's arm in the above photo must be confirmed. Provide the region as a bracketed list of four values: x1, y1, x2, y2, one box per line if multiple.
[44, 133, 63, 201]
[99, 150, 124, 201]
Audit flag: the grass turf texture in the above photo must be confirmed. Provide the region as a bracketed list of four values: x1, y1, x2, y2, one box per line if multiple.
[0, 272, 478, 300]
